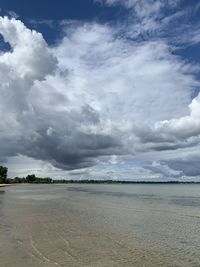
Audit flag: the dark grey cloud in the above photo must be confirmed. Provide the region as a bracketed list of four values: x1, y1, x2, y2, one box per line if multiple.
[145, 161, 182, 179]
[165, 155, 200, 177]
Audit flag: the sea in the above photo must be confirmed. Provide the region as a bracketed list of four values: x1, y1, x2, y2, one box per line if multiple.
[0, 184, 200, 267]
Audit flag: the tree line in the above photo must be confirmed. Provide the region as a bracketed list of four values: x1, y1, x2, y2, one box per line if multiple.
[0, 167, 52, 184]
[1, 165, 200, 184]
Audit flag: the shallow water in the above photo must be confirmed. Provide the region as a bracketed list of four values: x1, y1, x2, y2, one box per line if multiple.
[0, 184, 200, 266]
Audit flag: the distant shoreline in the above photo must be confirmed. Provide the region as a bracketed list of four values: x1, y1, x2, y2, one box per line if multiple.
[4, 180, 200, 185]
[52, 180, 200, 184]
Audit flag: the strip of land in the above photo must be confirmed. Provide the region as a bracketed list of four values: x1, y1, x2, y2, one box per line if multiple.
[0, 184, 11, 187]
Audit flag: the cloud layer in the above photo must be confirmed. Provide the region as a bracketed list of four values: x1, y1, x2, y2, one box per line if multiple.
[0, 5, 200, 179]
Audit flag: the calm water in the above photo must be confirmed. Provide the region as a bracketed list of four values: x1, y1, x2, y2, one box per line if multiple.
[0, 184, 200, 266]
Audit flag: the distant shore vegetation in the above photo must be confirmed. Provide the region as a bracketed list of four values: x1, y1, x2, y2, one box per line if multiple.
[1, 165, 200, 184]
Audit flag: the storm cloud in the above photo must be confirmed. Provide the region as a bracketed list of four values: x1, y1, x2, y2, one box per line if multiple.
[0, 17, 121, 170]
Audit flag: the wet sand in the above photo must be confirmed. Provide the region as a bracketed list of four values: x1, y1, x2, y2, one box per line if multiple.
[0, 184, 200, 267]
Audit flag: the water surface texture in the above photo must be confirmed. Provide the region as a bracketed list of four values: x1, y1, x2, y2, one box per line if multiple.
[0, 184, 200, 267]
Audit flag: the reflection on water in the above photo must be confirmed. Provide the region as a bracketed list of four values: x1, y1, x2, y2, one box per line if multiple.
[18, 194, 61, 200]
[67, 186, 163, 200]
[0, 184, 200, 266]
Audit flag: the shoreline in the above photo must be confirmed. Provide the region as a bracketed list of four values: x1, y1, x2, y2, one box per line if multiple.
[0, 184, 12, 187]
[2, 181, 200, 186]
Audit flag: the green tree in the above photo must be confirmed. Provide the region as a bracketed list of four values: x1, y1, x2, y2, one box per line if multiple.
[26, 174, 36, 183]
[0, 166, 8, 183]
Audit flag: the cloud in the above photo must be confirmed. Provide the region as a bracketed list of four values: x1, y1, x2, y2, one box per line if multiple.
[101, 0, 180, 16]
[100, 0, 200, 51]
[0, 17, 122, 171]
[136, 93, 200, 152]
[145, 161, 182, 178]
[28, 19, 55, 29]
[99, 0, 181, 38]
[0, 17, 57, 80]
[165, 154, 200, 177]
[0, 14, 200, 179]
[7, 11, 19, 19]
[155, 94, 200, 140]
[0, 17, 57, 156]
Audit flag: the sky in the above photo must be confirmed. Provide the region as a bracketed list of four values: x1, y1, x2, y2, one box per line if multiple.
[0, 0, 200, 180]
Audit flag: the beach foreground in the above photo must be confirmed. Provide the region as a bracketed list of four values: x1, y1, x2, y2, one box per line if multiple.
[0, 184, 200, 267]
